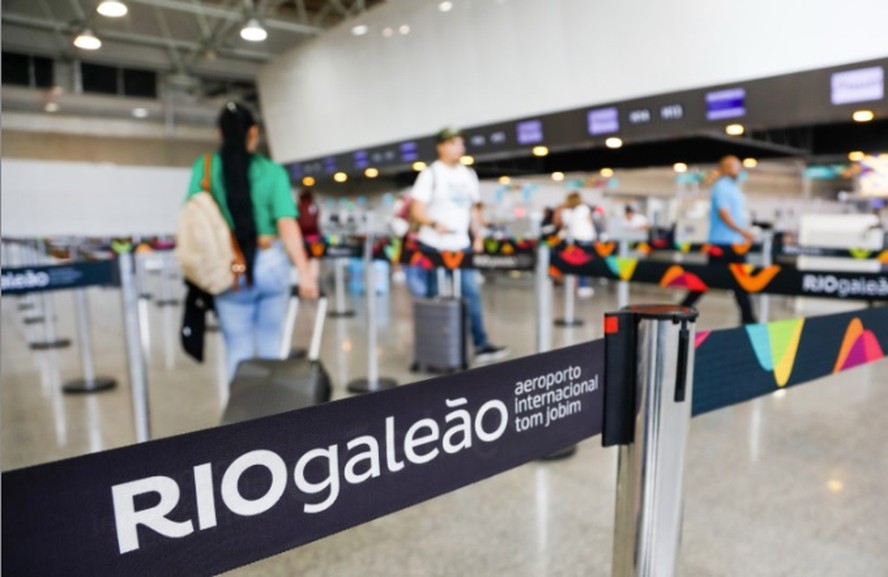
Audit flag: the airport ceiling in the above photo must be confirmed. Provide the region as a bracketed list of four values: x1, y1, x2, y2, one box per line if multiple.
[1, 0, 385, 84]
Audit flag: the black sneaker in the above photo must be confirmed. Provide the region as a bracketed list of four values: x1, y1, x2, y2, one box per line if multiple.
[474, 344, 510, 363]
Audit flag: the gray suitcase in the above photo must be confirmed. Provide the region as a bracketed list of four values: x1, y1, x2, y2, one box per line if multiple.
[411, 268, 468, 373]
[221, 293, 330, 425]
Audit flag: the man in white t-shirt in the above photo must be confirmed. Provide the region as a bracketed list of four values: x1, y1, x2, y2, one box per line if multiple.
[410, 127, 509, 364]
[623, 204, 650, 231]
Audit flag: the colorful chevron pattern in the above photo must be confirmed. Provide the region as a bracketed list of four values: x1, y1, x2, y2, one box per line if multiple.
[833, 318, 885, 372]
[744, 318, 806, 386]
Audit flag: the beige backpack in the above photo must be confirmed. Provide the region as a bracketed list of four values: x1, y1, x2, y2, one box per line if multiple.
[175, 154, 246, 295]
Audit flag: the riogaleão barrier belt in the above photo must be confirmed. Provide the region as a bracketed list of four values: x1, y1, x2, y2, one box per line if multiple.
[548, 242, 888, 301]
[692, 306, 888, 416]
[2, 342, 604, 576]
[1, 260, 118, 295]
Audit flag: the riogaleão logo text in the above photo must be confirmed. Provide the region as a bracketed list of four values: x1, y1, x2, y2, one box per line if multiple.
[729, 264, 781, 292]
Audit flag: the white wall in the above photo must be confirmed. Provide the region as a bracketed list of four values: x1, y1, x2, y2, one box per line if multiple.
[1, 160, 189, 237]
[260, 0, 888, 163]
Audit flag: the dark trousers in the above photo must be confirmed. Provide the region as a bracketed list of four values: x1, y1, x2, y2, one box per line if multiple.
[680, 252, 757, 324]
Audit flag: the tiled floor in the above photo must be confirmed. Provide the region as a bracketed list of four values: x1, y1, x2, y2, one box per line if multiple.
[2, 267, 886, 576]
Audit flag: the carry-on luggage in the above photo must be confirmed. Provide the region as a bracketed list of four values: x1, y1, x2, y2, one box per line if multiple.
[221, 291, 331, 425]
[411, 268, 468, 373]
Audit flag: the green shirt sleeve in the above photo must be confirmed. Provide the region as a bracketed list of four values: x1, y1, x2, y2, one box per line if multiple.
[269, 163, 298, 221]
[186, 155, 207, 199]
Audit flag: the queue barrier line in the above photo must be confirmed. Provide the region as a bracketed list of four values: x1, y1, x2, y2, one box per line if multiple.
[1, 260, 118, 295]
[2, 341, 604, 576]
[692, 306, 888, 416]
[548, 243, 888, 301]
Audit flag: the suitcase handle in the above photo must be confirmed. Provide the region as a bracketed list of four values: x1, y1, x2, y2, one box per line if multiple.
[280, 286, 328, 361]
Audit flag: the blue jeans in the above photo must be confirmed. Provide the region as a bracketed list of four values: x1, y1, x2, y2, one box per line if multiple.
[424, 267, 489, 350]
[214, 244, 291, 379]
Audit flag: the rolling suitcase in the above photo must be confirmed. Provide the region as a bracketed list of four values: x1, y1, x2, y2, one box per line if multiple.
[221, 293, 331, 425]
[411, 268, 468, 373]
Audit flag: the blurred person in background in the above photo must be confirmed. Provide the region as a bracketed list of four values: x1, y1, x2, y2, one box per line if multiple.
[186, 102, 318, 378]
[556, 190, 596, 298]
[680, 155, 756, 324]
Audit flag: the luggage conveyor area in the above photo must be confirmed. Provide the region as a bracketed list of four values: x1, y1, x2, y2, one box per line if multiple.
[2, 240, 886, 576]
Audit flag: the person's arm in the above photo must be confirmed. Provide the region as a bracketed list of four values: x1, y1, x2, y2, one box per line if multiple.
[410, 199, 450, 234]
[717, 208, 754, 242]
[278, 217, 318, 298]
[410, 168, 450, 233]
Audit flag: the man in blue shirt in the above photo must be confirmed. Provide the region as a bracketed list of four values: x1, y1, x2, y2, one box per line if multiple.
[681, 155, 757, 324]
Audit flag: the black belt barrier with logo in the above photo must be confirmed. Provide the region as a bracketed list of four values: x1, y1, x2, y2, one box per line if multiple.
[2, 341, 604, 576]
[1, 260, 118, 294]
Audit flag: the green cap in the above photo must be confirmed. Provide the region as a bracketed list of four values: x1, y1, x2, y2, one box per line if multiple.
[435, 127, 462, 143]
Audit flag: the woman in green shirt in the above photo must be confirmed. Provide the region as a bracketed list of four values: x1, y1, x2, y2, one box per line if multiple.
[188, 102, 318, 378]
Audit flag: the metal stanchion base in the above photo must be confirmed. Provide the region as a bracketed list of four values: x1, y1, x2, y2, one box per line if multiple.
[17, 302, 36, 311]
[347, 377, 398, 394]
[30, 339, 72, 350]
[538, 445, 578, 461]
[23, 316, 46, 324]
[62, 377, 117, 394]
[139, 293, 154, 300]
[155, 299, 181, 307]
[288, 348, 308, 359]
[554, 319, 584, 327]
[328, 310, 356, 318]
[409, 361, 468, 374]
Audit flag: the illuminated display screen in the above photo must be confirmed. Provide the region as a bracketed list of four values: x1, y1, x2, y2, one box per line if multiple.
[353, 151, 369, 169]
[400, 142, 418, 162]
[587, 107, 619, 135]
[516, 120, 543, 145]
[831, 66, 884, 105]
[323, 157, 337, 174]
[705, 88, 745, 120]
[628, 108, 652, 125]
[289, 164, 303, 179]
[659, 103, 684, 120]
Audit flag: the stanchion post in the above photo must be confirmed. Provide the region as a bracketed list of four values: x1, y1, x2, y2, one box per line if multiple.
[30, 242, 71, 350]
[347, 227, 397, 394]
[329, 257, 355, 317]
[535, 243, 553, 353]
[63, 288, 118, 393]
[759, 233, 772, 323]
[617, 239, 629, 309]
[606, 305, 698, 577]
[555, 235, 583, 327]
[118, 252, 151, 443]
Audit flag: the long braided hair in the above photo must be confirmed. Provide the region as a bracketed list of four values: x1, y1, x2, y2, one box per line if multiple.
[218, 101, 258, 285]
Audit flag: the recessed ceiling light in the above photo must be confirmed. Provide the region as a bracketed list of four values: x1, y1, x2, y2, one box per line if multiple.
[673, 162, 688, 173]
[460, 155, 474, 166]
[600, 168, 614, 178]
[240, 18, 267, 42]
[351, 24, 369, 36]
[399, 25, 410, 35]
[73, 28, 102, 50]
[532, 146, 549, 157]
[605, 137, 623, 149]
[382, 27, 394, 37]
[364, 167, 379, 178]
[44, 102, 60, 113]
[333, 172, 348, 183]
[97, 1, 128, 17]
[848, 151, 865, 162]
[302, 176, 316, 187]
[132, 107, 149, 118]
[551, 172, 565, 182]
[439, 1, 454, 12]
[852, 110, 874, 122]
[498, 176, 511, 185]
[725, 123, 745, 136]
[412, 161, 427, 171]
[742, 157, 758, 168]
